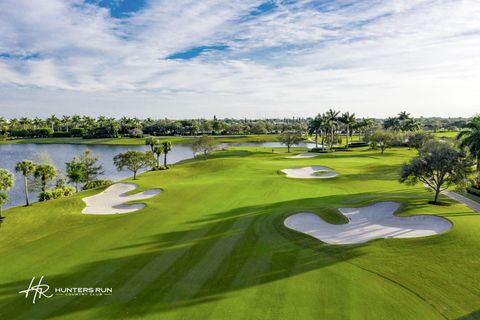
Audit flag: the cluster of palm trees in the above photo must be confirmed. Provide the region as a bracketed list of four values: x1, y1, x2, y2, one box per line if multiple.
[384, 112, 422, 132]
[308, 109, 374, 150]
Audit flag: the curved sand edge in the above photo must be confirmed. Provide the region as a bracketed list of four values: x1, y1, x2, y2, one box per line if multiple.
[287, 153, 319, 159]
[281, 166, 339, 179]
[82, 183, 162, 215]
[284, 201, 452, 245]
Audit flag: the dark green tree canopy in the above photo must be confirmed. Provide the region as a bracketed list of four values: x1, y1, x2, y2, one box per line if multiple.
[399, 140, 474, 204]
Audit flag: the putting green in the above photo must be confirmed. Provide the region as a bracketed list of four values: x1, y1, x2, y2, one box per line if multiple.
[0, 147, 479, 320]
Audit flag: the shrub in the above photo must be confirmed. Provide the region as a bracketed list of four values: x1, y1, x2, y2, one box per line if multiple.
[152, 165, 170, 171]
[39, 186, 76, 201]
[70, 128, 84, 137]
[83, 179, 113, 190]
[310, 148, 333, 153]
[52, 131, 71, 137]
[467, 186, 480, 196]
[348, 142, 369, 147]
[8, 128, 53, 138]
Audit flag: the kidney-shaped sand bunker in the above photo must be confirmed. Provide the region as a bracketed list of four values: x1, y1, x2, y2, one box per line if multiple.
[82, 183, 162, 214]
[284, 202, 452, 245]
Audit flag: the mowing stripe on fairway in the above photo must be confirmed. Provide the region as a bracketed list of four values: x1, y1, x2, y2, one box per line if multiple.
[144, 214, 254, 313]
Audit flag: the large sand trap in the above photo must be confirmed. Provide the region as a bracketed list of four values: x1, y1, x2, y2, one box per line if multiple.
[284, 202, 452, 244]
[288, 153, 319, 159]
[82, 183, 162, 214]
[281, 166, 338, 179]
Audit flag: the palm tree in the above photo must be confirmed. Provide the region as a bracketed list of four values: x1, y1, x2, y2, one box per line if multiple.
[308, 115, 322, 148]
[384, 117, 400, 131]
[15, 160, 36, 206]
[32, 117, 44, 129]
[340, 112, 356, 149]
[161, 141, 172, 167]
[46, 115, 59, 131]
[61, 116, 71, 132]
[325, 109, 340, 149]
[34, 164, 57, 194]
[19, 117, 32, 129]
[145, 137, 159, 153]
[457, 116, 480, 187]
[71, 115, 82, 128]
[153, 145, 163, 167]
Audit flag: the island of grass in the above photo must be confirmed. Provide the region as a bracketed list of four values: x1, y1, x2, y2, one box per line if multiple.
[1, 146, 479, 320]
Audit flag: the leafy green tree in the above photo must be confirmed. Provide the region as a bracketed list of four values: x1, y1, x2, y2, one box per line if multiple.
[0, 168, 14, 218]
[66, 158, 86, 192]
[457, 116, 480, 187]
[279, 132, 303, 153]
[399, 140, 473, 204]
[34, 164, 57, 194]
[113, 151, 153, 179]
[15, 160, 36, 206]
[161, 141, 172, 167]
[366, 130, 394, 154]
[192, 135, 218, 159]
[406, 131, 434, 150]
[78, 150, 104, 182]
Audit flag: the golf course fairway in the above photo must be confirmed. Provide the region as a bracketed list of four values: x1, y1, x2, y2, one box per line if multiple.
[1, 146, 479, 320]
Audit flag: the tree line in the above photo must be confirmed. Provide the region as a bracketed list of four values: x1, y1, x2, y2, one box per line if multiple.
[0, 113, 472, 140]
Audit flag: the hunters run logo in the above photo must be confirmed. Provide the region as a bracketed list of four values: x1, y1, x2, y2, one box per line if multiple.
[19, 276, 113, 304]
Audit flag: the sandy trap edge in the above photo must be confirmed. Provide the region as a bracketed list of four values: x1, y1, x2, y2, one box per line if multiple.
[284, 201, 452, 245]
[281, 166, 339, 179]
[82, 182, 162, 215]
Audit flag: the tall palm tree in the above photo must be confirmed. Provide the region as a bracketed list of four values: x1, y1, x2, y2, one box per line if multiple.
[32, 117, 44, 129]
[19, 117, 32, 130]
[340, 112, 356, 149]
[325, 109, 340, 149]
[34, 164, 57, 194]
[308, 115, 322, 148]
[145, 137, 159, 153]
[457, 116, 480, 186]
[61, 116, 71, 132]
[71, 115, 82, 128]
[46, 115, 59, 131]
[161, 141, 172, 167]
[15, 160, 36, 206]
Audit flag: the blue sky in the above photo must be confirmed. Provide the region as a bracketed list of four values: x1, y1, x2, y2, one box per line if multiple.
[0, 0, 479, 118]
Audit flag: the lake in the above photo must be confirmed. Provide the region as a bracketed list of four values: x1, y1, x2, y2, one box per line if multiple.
[0, 141, 316, 208]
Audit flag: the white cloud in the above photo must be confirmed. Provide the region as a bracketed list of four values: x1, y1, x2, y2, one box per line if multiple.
[0, 0, 479, 118]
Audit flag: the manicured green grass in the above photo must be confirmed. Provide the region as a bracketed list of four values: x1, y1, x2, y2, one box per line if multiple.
[0, 134, 282, 145]
[0, 147, 479, 319]
[432, 131, 459, 139]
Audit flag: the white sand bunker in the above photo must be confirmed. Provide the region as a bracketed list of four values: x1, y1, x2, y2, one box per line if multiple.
[288, 153, 319, 159]
[284, 202, 452, 245]
[281, 166, 338, 179]
[82, 183, 162, 214]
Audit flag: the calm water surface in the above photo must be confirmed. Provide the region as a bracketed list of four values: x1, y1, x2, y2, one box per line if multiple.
[0, 141, 315, 208]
